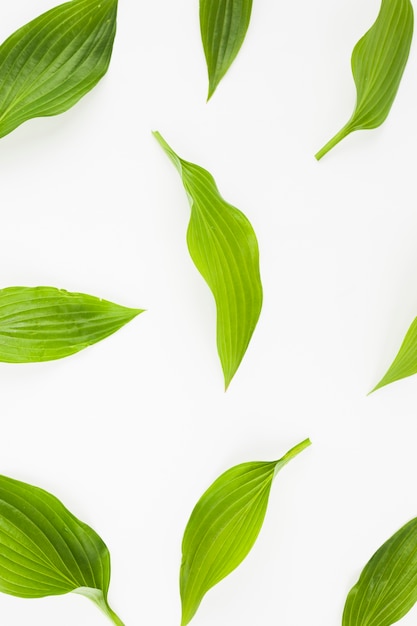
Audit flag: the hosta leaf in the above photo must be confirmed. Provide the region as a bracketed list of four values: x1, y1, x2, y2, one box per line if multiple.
[371, 316, 417, 392]
[0, 286, 142, 362]
[315, 0, 413, 160]
[153, 131, 262, 390]
[0, 474, 124, 625]
[0, 0, 117, 139]
[180, 438, 311, 626]
[200, 0, 253, 100]
[343, 518, 417, 626]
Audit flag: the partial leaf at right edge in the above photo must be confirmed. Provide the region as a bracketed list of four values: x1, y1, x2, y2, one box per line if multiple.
[316, 0, 413, 160]
[180, 438, 311, 626]
[371, 316, 417, 392]
[343, 518, 417, 626]
[200, 0, 253, 100]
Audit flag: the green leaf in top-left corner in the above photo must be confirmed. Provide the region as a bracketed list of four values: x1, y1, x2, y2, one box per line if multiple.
[0, 0, 117, 140]
[0, 473, 124, 625]
[0, 286, 143, 363]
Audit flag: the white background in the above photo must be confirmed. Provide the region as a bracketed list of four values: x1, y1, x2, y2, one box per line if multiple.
[0, 0, 417, 624]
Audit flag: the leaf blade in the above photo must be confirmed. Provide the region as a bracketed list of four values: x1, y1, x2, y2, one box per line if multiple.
[153, 131, 262, 389]
[315, 0, 413, 159]
[343, 518, 417, 626]
[0, 0, 117, 139]
[0, 474, 123, 625]
[0, 286, 143, 363]
[200, 0, 253, 99]
[180, 438, 311, 626]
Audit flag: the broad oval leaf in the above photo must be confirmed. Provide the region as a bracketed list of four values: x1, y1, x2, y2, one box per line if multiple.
[0, 0, 117, 139]
[180, 438, 311, 626]
[371, 316, 417, 392]
[0, 474, 124, 625]
[200, 0, 253, 100]
[0, 286, 143, 362]
[153, 131, 263, 390]
[343, 518, 417, 626]
[315, 0, 413, 160]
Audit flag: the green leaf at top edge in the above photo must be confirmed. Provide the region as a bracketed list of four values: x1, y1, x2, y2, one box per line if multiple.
[343, 518, 417, 626]
[370, 316, 417, 392]
[315, 0, 413, 160]
[180, 438, 311, 626]
[0, 474, 124, 625]
[0, 0, 117, 140]
[153, 131, 263, 390]
[0, 286, 143, 363]
[200, 0, 253, 100]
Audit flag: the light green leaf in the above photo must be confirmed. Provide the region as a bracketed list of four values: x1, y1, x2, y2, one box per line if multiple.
[200, 0, 253, 100]
[315, 0, 413, 160]
[343, 518, 417, 626]
[371, 316, 417, 392]
[0, 0, 117, 139]
[180, 438, 311, 626]
[0, 286, 143, 362]
[153, 131, 263, 390]
[0, 474, 124, 625]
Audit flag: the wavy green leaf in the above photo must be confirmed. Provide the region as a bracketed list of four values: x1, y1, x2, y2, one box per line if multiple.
[153, 131, 262, 390]
[316, 0, 413, 160]
[180, 438, 311, 626]
[0, 286, 142, 362]
[0, 474, 124, 625]
[343, 518, 417, 626]
[200, 0, 253, 100]
[371, 316, 417, 392]
[0, 0, 117, 139]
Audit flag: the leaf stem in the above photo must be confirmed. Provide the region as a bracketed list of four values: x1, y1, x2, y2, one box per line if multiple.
[315, 124, 352, 160]
[75, 588, 125, 626]
[274, 438, 311, 477]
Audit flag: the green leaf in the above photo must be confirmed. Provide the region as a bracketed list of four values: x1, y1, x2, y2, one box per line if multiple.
[343, 518, 417, 626]
[315, 0, 413, 160]
[0, 474, 124, 625]
[371, 316, 417, 392]
[200, 0, 253, 100]
[0, 0, 117, 139]
[0, 286, 143, 363]
[153, 131, 263, 390]
[180, 438, 311, 626]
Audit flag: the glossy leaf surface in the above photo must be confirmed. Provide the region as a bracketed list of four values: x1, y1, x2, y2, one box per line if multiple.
[0, 474, 124, 625]
[316, 0, 413, 160]
[343, 518, 417, 626]
[371, 316, 417, 391]
[0, 286, 142, 362]
[200, 0, 253, 100]
[180, 438, 311, 626]
[153, 131, 263, 389]
[0, 0, 117, 139]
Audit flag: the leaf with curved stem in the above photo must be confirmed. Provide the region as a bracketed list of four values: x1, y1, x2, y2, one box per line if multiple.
[0, 0, 118, 140]
[200, 0, 253, 100]
[371, 315, 417, 392]
[0, 286, 143, 362]
[153, 131, 263, 390]
[316, 0, 413, 160]
[0, 474, 124, 625]
[180, 438, 311, 626]
[343, 518, 417, 626]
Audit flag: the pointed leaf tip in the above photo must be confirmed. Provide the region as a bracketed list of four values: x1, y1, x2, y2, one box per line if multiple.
[371, 316, 417, 393]
[154, 133, 262, 389]
[180, 438, 310, 625]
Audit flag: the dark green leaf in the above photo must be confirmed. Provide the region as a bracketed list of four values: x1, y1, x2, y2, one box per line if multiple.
[0, 286, 143, 362]
[180, 438, 311, 625]
[316, 0, 413, 160]
[343, 518, 417, 626]
[153, 131, 263, 390]
[0, 474, 124, 625]
[0, 0, 117, 139]
[200, 0, 253, 100]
